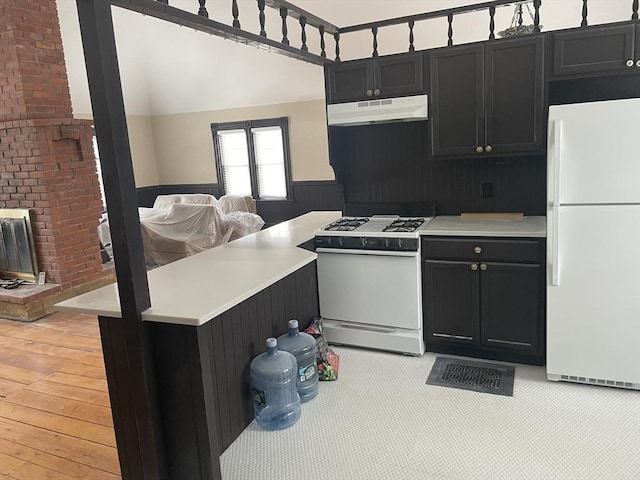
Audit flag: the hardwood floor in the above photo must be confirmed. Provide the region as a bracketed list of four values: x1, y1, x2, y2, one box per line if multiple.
[0, 312, 121, 479]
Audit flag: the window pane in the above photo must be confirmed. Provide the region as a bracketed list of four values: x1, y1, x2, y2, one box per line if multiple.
[253, 126, 287, 199]
[217, 130, 252, 195]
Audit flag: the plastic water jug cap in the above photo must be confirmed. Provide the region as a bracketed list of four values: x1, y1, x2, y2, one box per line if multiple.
[266, 337, 277, 349]
[288, 319, 299, 329]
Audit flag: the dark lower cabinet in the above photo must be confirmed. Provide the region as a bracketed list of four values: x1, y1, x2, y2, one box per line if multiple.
[422, 237, 544, 365]
[479, 262, 541, 354]
[553, 23, 640, 78]
[424, 260, 479, 345]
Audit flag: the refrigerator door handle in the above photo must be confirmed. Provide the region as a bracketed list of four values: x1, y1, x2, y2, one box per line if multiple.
[551, 206, 560, 286]
[550, 119, 562, 208]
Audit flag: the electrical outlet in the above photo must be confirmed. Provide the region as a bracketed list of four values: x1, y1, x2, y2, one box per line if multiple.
[481, 181, 493, 198]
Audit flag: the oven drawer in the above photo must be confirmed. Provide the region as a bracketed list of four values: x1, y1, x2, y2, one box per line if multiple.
[421, 237, 540, 263]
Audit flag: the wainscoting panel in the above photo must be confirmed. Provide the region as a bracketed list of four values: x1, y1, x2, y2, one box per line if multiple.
[138, 182, 344, 227]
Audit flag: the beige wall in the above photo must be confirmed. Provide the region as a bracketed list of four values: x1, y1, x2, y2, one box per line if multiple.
[74, 114, 160, 187]
[150, 99, 335, 185]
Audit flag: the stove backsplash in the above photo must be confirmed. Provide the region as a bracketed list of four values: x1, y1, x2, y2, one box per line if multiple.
[329, 122, 546, 216]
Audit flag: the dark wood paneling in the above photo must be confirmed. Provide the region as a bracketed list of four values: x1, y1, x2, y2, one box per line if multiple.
[549, 74, 640, 105]
[98, 317, 169, 479]
[256, 181, 344, 227]
[137, 182, 342, 227]
[143, 261, 319, 464]
[149, 324, 221, 480]
[329, 122, 546, 216]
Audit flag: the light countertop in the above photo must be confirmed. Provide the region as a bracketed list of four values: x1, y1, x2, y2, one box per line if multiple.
[422, 215, 546, 237]
[55, 211, 342, 326]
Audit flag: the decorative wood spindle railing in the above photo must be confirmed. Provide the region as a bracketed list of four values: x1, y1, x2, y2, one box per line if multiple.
[280, 7, 289, 45]
[300, 16, 308, 52]
[116, 0, 639, 65]
[232, 0, 240, 28]
[372, 26, 378, 57]
[489, 5, 496, 40]
[408, 20, 415, 52]
[533, 0, 541, 33]
[197, 0, 207, 17]
[112, 0, 337, 64]
[257, 0, 266, 37]
[319, 25, 326, 58]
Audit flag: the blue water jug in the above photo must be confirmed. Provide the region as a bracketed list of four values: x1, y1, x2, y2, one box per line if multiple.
[277, 319, 319, 403]
[250, 337, 301, 430]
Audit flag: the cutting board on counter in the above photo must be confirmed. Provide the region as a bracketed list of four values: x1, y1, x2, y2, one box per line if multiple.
[460, 212, 524, 219]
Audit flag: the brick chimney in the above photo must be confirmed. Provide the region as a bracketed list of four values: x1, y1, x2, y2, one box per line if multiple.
[0, 0, 105, 289]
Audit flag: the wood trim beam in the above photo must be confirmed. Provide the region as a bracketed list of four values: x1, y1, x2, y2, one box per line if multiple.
[75, 0, 150, 319]
[111, 0, 334, 65]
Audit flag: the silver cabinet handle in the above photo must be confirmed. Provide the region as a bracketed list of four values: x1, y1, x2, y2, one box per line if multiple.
[626, 59, 634, 67]
[471, 263, 478, 271]
[373, 88, 380, 96]
[637, 60, 640, 67]
[366, 89, 373, 97]
[480, 263, 487, 271]
[474, 246, 482, 254]
[485, 145, 493, 153]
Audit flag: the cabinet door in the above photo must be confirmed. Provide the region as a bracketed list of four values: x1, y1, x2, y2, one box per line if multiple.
[374, 54, 424, 98]
[479, 262, 541, 354]
[325, 60, 373, 103]
[485, 36, 544, 154]
[423, 260, 480, 345]
[553, 24, 635, 77]
[430, 45, 484, 157]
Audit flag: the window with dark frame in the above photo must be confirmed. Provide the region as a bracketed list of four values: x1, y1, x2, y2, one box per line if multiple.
[211, 117, 293, 201]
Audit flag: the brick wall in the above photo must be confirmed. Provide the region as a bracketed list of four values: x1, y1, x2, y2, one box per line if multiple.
[0, 0, 104, 287]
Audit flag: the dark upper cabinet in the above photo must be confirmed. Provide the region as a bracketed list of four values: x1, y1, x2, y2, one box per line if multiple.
[325, 53, 424, 103]
[553, 24, 640, 77]
[429, 45, 484, 157]
[430, 36, 545, 158]
[422, 237, 544, 364]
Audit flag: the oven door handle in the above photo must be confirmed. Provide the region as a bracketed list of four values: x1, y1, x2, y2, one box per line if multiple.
[316, 247, 418, 257]
[339, 323, 397, 333]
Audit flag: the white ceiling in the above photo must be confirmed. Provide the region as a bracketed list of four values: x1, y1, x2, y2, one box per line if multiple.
[56, 0, 633, 116]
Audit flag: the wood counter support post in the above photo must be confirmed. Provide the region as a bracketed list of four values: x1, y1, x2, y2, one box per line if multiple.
[75, 0, 173, 478]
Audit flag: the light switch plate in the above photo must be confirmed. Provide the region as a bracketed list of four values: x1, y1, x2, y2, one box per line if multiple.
[37, 271, 46, 285]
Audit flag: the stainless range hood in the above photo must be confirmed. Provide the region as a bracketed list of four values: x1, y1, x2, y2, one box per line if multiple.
[327, 94, 428, 126]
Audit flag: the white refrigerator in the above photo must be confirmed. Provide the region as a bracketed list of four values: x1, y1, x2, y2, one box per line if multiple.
[546, 98, 640, 390]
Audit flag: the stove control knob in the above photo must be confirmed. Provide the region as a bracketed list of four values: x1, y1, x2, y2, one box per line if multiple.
[395, 239, 404, 249]
[360, 237, 368, 247]
[337, 237, 344, 247]
[383, 238, 391, 249]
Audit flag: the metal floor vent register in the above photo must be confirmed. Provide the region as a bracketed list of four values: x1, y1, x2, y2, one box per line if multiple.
[426, 357, 515, 396]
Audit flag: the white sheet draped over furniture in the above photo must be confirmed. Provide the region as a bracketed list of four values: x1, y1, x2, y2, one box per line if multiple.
[97, 194, 264, 266]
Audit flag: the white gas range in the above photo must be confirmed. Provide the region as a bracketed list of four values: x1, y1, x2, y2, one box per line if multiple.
[315, 215, 434, 355]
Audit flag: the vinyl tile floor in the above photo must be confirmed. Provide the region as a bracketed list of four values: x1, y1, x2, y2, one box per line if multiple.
[220, 347, 640, 480]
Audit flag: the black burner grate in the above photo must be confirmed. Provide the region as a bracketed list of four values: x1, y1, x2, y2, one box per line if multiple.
[324, 217, 369, 232]
[382, 218, 425, 233]
[426, 357, 515, 396]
